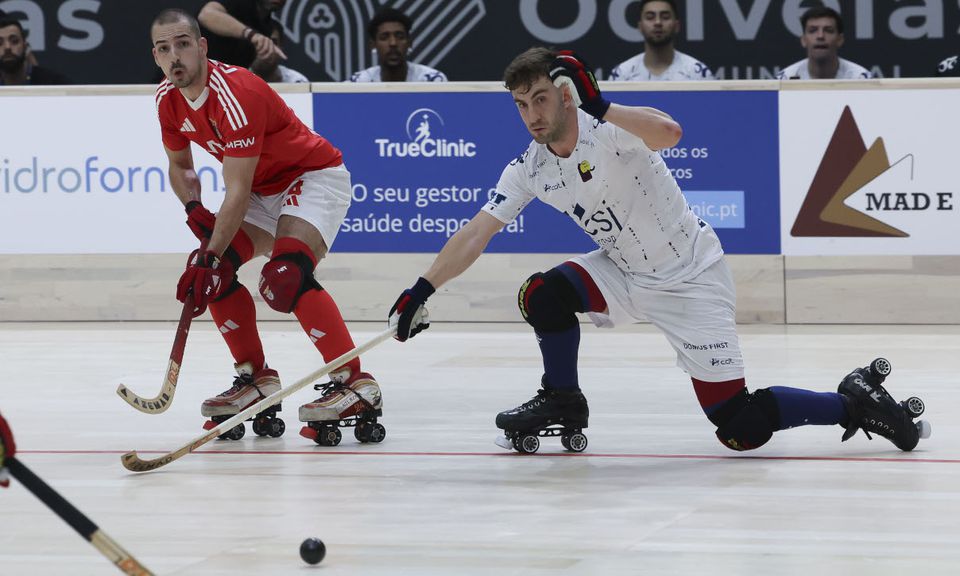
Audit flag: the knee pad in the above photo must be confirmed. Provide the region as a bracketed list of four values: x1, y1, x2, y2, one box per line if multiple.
[258, 251, 321, 313]
[517, 268, 581, 332]
[712, 388, 780, 452]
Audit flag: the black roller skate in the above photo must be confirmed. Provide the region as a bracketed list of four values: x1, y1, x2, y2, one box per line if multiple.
[838, 358, 930, 451]
[299, 370, 385, 446]
[201, 363, 286, 440]
[495, 378, 589, 454]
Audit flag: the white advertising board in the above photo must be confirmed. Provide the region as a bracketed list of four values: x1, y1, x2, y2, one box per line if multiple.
[780, 89, 960, 255]
[0, 92, 313, 254]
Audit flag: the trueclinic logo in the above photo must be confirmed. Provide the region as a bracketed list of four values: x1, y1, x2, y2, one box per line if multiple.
[375, 108, 478, 158]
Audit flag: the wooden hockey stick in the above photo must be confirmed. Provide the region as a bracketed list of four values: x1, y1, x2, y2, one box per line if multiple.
[116, 293, 195, 414]
[122, 326, 396, 473]
[6, 457, 154, 575]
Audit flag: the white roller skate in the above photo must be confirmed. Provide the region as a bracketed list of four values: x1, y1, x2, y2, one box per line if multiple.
[201, 362, 285, 440]
[299, 369, 385, 446]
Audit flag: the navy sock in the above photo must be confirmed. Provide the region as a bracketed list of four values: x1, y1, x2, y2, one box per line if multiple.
[537, 325, 580, 391]
[768, 386, 847, 429]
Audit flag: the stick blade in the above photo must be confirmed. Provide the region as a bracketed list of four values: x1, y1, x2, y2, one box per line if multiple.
[121, 451, 174, 473]
[115, 359, 180, 414]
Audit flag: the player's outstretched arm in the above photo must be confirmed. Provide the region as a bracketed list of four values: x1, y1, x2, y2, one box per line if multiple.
[389, 211, 504, 341]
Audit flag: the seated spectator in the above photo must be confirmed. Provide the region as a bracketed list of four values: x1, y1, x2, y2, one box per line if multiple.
[198, 0, 285, 68]
[609, 0, 712, 81]
[778, 6, 872, 80]
[350, 8, 446, 82]
[0, 17, 70, 85]
[936, 54, 959, 77]
[250, 21, 308, 83]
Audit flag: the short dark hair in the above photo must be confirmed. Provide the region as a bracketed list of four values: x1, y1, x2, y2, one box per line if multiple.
[368, 8, 412, 39]
[0, 17, 25, 36]
[151, 9, 201, 39]
[503, 47, 556, 92]
[639, 0, 678, 17]
[801, 6, 844, 34]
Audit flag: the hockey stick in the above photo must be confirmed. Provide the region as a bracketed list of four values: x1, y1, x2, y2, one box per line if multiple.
[6, 457, 154, 575]
[122, 326, 396, 473]
[116, 293, 195, 414]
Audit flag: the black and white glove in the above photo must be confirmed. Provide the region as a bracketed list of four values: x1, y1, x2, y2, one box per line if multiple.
[388, 277, 435, 342]
[549, 50, 610, 120]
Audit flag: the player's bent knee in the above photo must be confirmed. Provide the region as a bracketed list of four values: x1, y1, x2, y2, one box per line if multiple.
[712, 388, 780, 451]
[258, 252, 321, 313]
[517, 269, 579, 332]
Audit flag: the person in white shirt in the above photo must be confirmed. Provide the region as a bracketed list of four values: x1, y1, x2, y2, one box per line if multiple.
[250, 22, 308, 83]
[349, 8, 446, 82]
[609, 0, 713, 81]
[386, 48, 928, 455]
[778, 6, 873, 80]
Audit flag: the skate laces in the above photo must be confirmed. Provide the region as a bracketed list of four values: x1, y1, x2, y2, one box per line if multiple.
[519, 389, 550, 411]
[217, 374, 254, 397]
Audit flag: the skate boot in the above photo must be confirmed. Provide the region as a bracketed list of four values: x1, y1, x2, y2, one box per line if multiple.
[299, 369, 385, 446]
[494, 377, 589, 454]
[201, 363, 285, 440]
[837, 357, 930, 452]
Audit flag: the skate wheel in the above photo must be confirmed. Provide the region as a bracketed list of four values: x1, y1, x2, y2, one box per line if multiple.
[870, 358, 892, 380]
[516, 434, 540, 454]
[562, 432, 588, 453]
[316, 426, 341, 447]
[224, 423, 245, 441]
[369, 423, 386, 443]
[252, 417, 266, 437]
[904, 396, 925, 417]
[917, 420, 932, 439]
[268, 418, 285, 438]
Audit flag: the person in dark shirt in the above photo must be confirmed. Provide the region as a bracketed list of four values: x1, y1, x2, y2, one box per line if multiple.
[0, 17, 70, 85]
[197, 0, 286, 68]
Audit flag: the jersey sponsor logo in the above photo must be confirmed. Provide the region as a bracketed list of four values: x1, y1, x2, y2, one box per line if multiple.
[180, 118, 196, 133]
[225, 137, 256, 149]
[277, 0, 484, 81]
[543, 182, 564, 192]
[577, 160, 595, 182]
[791, 106, 954, 238]
[570, 201, 624, 238]
[205, 140, 226, 155]
[710, 358, 735, 366]
[683, 341, 729, 351]
[375, 108, 478, 159]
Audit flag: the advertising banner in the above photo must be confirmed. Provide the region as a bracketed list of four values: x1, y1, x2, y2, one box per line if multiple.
[321, 89, 781, 254]
[780, 90, 960, 255]
[2, 0, 958, 84]
[0, 92, 313, 254]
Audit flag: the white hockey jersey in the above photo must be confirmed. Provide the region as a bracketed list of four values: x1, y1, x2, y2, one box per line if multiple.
[609, 51, 714, 81]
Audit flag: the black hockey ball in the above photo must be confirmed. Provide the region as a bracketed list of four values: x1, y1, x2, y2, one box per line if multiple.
[300, 537, 326, 565]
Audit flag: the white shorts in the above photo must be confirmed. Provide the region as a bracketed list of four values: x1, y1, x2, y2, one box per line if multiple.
[571, 251, 745, 382]
[244, 164, 352, 250]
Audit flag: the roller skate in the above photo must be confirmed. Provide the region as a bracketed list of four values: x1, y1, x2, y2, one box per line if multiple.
[201, 363, 285, 440]
[837, 357, 930, 451]
[298, 369, 385, 446]
[494, 377, 589, 454]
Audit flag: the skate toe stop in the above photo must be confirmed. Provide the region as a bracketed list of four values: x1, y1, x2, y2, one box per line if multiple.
[494, 436, 513, 451]
[918, 420, 932, 439]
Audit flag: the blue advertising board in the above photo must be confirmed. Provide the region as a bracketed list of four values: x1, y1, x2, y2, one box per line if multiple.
[315, 90, 780, 254]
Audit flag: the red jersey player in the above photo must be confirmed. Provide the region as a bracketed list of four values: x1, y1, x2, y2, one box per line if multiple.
[151, 9, 385, 446]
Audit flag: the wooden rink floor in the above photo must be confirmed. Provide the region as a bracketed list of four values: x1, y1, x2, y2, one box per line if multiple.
[1, 321, 959, 576]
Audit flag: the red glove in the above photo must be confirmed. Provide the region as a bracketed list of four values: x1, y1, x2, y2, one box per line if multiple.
[0, 411, 16, 487]
[176, 249, 235, 317]
[185, 201, 216, 241]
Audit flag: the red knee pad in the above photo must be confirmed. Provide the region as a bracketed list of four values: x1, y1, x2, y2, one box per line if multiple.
[258, 238, 319, 313]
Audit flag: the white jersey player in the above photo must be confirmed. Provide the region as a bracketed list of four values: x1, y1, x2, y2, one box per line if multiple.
[609, 50, 713, 81]
[779, 6, 874, 80]
[388, 47, 928, 455]
[349, 62, 446, 83]
[352, 7, 447, 83]
[609, 1, 713, 82]
[777, 57, 873, 80]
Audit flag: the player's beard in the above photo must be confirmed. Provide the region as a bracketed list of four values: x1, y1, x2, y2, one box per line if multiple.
[644, 30, 676, 49]
[0, 52, 25, 74]
[532, 112, 567, 145]
[168, 63, 196, 88]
